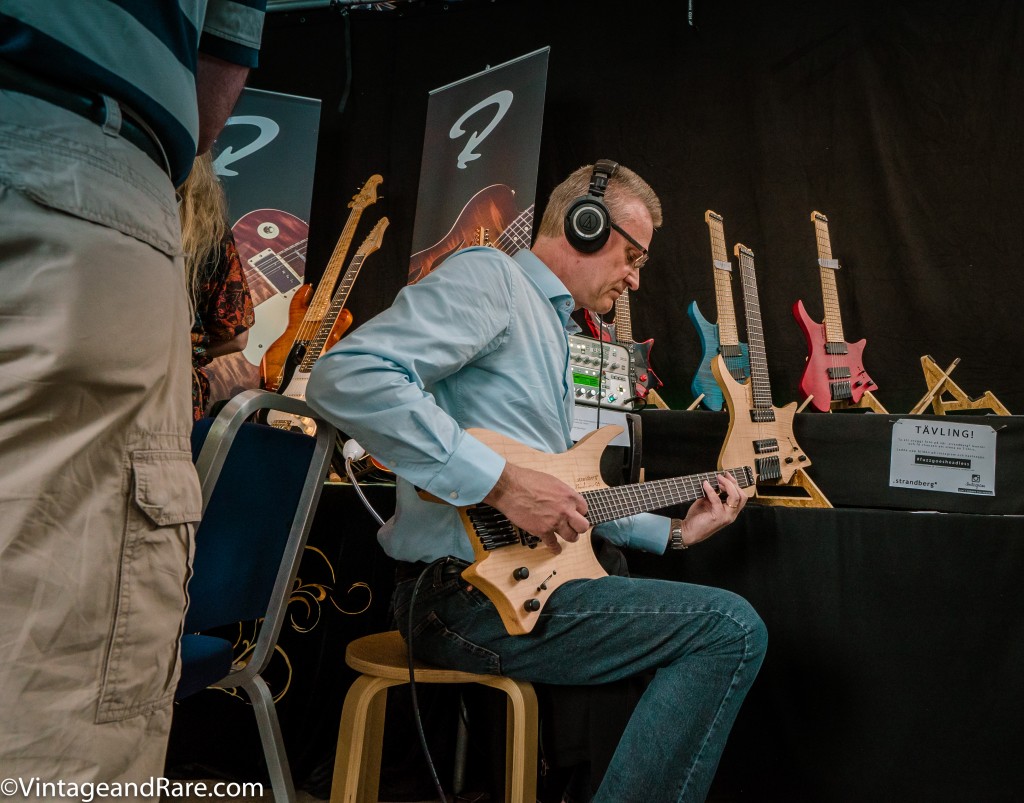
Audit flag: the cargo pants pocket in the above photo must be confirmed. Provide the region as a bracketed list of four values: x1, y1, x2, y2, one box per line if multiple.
[95, 448, 202, 723]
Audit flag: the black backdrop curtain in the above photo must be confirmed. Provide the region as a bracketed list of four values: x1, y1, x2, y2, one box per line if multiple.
[248, 0, 1024, 415]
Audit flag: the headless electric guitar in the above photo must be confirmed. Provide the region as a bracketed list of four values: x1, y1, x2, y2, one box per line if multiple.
[687, 211, 751, 411]
[714, 244, 810, 489]
[583, 291, 662, 402]
[261, 175, 382, 391]
[793, 211, 878, 411]
[267, 217, 389, 434]
[447, 425, 753, 635]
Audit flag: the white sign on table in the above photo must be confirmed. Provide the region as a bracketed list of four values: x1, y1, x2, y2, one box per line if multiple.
[889, 419, 997, 496]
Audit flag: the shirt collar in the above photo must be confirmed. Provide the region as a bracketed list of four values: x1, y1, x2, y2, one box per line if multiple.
[514, 248, 578, 331]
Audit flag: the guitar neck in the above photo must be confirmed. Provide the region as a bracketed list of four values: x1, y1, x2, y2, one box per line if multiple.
[296, 175, 383, 341]
[811, 211, 846, 343]
[705, 211, 742, 347]
[735, 244, 775, 408]
[582, 466, 753, 526]
[613, 291, 634, 344]
[493, 204, 535, 256]
[299, 217, 389, 371]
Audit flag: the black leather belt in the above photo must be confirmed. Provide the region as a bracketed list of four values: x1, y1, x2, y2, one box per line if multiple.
[0, 59, 167, 174]
[395, 558, 467, 584]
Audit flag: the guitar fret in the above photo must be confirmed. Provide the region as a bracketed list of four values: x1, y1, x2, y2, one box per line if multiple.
[581, 468, 751, 525]
[736, 246, 774, 408]
[705, 212, 741, 347]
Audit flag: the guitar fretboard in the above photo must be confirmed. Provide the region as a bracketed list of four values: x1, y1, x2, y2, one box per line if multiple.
[613, 291, 634, 344]
[705, 211, 741, 347]
[494, 204, 535, 256]
[811, 211, 846, 344]
[735, 244, 774, 410]
[582, 466, 753, 525]
[298, 217, 389, 372]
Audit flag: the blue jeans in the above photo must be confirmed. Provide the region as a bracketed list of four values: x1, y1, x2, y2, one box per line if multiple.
[393, 557, 768, 803]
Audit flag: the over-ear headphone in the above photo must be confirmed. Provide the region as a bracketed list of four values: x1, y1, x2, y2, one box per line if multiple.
[564, 159, 619, 253]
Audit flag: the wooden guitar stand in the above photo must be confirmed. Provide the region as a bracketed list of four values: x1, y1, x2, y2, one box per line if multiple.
[910, 356, 1011, 416]
[796, 391, 888, 413]
[753, 468, 833, 509]
[645, 389, 671, 410]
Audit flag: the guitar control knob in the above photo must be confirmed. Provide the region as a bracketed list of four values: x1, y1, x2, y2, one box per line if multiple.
[513, 567, 530, 581]
[785, 457, 794, 464]
[797, 455, 807, 462]
[524, 598, 541, 612]
[639, 373, 649, 382]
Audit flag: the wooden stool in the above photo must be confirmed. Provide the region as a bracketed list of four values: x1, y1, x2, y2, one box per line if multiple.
[331, 630, 538, 803]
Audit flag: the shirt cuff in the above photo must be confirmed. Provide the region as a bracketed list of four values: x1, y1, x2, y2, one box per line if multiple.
[594, 513, 671, 555]
[421, 430, 506, 506]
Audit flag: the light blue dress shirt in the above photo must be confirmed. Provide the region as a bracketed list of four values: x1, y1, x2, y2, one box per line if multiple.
[305, 246, 669, 563]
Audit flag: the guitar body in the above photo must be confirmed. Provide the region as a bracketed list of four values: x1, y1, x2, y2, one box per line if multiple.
[232, 209, 308, 305]
[408, 184, 519, 283]
[459, 427, 614, 636]
[793, 300, 877, 412]
[687, 300, 750, 411]
[712, 355, 809, 489]
[260, 285, 353, 390]
[265, 370, 316, 435]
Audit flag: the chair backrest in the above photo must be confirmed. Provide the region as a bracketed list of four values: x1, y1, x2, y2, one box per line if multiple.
[185, 389, 336, 680]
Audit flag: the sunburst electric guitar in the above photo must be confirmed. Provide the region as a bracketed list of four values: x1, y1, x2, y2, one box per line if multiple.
[444, 425, 753, 635]
[714, 244, 810, 490]
[793, 211, 878, 411]
[261, 175, 383, 392]
[687, 211, 751, 411]
[267, 217, 389, 433]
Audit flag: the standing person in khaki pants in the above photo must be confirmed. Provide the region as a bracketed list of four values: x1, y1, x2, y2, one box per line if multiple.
[0, 1, 265, 790]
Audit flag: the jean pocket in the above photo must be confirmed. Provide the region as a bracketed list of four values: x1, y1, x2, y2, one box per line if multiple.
[95, 448, 201, 723]
[411, 610, 502, 676]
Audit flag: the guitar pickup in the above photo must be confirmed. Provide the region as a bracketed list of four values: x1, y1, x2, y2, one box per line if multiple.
[753, 438, 779, 454]
[827, 366, 852, 379]
[750, 409, 777, 423]
[825, 342, 849, 355]
[730, 367, 747, 381]
[754, 456, 782, 481]
[720, 344, 743, 358]
[830, 381, 853, 400]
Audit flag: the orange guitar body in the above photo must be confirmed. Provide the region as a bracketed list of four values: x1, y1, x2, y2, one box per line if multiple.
[260, 284, 353, 390]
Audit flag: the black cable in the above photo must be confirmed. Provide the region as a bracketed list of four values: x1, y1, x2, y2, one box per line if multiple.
[406, 559, 451, 803]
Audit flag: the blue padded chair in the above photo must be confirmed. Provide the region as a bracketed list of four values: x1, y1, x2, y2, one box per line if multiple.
[178, 389, 337, 802]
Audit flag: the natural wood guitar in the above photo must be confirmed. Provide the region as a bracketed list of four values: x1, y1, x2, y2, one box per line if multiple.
[687, 211, 750, 411]
[267, 217, 389, 434]
[447, 425, 753, 635]
[261, 175, 382, 391]
[714, 244, 810, 490]
[793, 211, 878, 411]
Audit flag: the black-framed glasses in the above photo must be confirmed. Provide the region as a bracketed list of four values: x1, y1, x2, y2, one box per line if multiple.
[610, 221, 649, 269]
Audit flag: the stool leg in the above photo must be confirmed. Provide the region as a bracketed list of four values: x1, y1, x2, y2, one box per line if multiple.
[331, 675, 403, 803]
[484, 678, 538, 803]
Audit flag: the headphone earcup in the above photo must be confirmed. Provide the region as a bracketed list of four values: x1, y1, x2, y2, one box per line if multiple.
[564, 196, 611, 253]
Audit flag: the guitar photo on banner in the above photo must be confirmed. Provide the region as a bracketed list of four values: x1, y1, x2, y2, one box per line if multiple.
[408, 48, 548, 284]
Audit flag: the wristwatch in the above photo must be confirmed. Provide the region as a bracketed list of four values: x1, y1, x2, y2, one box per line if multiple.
[668, 518, 687, 550]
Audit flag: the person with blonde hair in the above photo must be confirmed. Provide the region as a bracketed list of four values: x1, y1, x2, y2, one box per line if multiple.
[178, 152, 255, 420]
